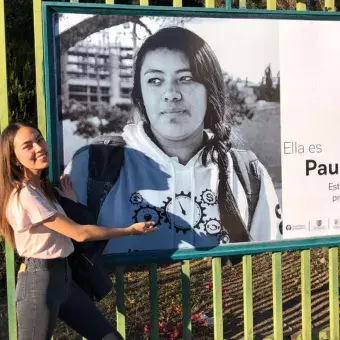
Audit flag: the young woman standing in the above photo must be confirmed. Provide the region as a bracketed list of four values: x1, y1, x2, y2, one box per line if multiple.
[0, 123, 157, 340]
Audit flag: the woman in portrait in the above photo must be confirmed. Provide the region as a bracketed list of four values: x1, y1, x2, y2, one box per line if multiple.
[65, 26, 282, 254]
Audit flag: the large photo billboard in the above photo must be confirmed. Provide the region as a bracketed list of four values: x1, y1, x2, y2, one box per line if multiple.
[46, 7, 340, 255]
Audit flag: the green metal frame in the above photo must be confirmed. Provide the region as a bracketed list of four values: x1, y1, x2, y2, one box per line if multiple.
[43, 2, 340, 16]
[43, 2, 340, 266]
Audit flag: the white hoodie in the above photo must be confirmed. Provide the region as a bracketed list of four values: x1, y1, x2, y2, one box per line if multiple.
[65, 122, 282, 254]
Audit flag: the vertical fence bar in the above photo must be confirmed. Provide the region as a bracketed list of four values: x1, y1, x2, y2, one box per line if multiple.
[266, 0, 276, 10]
[181, 260, 192, 340]
[301, 250, 311, 340]
[296, 0, 307, 11]
[115, 266, 126, 339]
[5, 245, 17, 340]
[225, 0, 232, 8]
[243, 256, 253, 340]
[272, 253, 283, 340]
[239, 0, 247, 9]
[212, 257, 223, 340]
[296, 4, 309, 335]
[0, 0, 8, 129]
[34, 5, 59, 334]
[33, 0, 47, 137]
[328, 247, 339, 340]
[106, 0, 115, 4]
[205, 0, 216, 8]
[324, 0, 335, 10]
[173, 0, 183, 9]
[149, 263, 159, 340]
[0, 1, 18, 339]
[140, 0, 149, 6]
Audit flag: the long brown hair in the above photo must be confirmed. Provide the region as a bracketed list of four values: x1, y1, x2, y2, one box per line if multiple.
[0, 123, 55, 248]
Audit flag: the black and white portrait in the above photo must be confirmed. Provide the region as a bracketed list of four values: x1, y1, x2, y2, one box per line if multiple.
[54, 14, 283, 254]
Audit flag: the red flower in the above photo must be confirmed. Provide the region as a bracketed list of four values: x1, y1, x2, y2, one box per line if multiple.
[159, 320, 168, 333]
[170, 330, 181, 339]
[143, 324, 150, 335]
[191, 313, 200, 321]
[204, 282, 213, 289]
[176, 321, 183, 329]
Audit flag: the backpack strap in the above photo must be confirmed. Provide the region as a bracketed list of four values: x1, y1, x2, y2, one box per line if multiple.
[229, 149, 261, 231]
[87, 134, 126, 221]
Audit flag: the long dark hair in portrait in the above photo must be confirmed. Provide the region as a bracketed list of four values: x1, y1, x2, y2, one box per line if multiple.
[131, 26, 251, 243]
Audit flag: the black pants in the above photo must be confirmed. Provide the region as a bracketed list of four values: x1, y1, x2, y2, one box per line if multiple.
[15, 257, 123, 340]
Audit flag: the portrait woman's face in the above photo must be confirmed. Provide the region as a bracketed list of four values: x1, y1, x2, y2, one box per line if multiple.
[140, 48, 207, 141]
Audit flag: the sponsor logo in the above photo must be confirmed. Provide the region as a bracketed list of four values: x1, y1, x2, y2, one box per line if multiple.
[332, 219, 340, 229]
[285, 224, 306, 231]
[311, 219, 328, 231]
